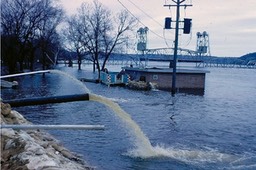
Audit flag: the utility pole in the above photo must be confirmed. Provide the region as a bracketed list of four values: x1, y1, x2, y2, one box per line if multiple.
[164, 0, 192, 96]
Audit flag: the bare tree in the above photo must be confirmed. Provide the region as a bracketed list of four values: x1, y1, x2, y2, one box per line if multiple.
[76, 0, 111, 75]
[36, 1, 63, 70]
[61, 15, 87, 70]
[1, 0, 63, 73]
[101, 10, 137, 71]
[64, 0, 137, 80]
[1, 35, 19, 73]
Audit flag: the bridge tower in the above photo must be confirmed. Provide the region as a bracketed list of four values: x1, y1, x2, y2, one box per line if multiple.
[137, 27, 149, 52]
[136, 27, 149, 67]
[196, 31, 211, 56]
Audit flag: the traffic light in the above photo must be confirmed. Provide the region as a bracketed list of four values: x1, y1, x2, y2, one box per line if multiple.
[164, 17, 172, 29]
[183, 18, 192, 34]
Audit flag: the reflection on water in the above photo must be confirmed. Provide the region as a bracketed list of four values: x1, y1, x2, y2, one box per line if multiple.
[1, 65, 256, 170]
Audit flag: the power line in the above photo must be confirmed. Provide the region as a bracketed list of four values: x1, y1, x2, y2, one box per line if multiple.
[117, 0, 193, 50]
[125, 0, 163, 28]
[117, 0, 173, 42]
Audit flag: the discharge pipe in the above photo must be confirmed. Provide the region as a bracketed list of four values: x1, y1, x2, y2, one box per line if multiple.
[3, 94, 90, 107]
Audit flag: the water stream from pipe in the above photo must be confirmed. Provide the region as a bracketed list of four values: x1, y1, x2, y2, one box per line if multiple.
[89, 93, 155, 157]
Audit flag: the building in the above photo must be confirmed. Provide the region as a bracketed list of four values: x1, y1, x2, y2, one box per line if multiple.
[123, 67, 209, 95]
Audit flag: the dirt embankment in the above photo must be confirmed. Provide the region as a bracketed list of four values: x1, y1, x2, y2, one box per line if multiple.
[1, 102, 93, 170]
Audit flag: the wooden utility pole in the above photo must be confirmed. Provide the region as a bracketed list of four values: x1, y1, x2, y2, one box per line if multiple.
[164, 0, 192, 96]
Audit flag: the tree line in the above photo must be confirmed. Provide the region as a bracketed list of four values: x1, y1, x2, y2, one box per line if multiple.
[1, 0, 137, 80]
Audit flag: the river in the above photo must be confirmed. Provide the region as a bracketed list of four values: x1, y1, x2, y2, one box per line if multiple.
[1, 63, 256, 170]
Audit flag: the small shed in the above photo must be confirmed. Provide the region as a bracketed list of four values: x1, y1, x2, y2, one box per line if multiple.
[122, 67, 209, 94]
[100, 71, 130, 86]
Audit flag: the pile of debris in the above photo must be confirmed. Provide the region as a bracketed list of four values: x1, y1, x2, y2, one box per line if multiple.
[127, 81, 157, 91]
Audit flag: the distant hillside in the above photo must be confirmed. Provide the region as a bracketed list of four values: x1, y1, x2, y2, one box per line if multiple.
[239, 52, 256, 61]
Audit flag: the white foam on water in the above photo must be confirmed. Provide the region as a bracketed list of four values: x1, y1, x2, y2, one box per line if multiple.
[126, 144, 253, 170]
[153, 145, 236, 162]
[229, 164, 256, 170]
[108, 97, 129, 103]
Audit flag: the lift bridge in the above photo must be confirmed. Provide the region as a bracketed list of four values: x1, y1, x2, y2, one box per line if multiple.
[105, 29, 208, 67]
[78, 29, 210, 67]
[104, 48, 255, 69]
[104, 29, 255, 69]
[76, 50, 255, 69]
[103, 47, 202, 67]
[80, 28, 255, 69]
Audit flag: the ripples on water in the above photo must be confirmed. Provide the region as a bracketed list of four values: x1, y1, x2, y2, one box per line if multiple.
[1, 65, 256, 170]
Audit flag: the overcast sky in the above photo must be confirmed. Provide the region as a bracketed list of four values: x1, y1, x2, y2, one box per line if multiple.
[60, 0, 256, 57]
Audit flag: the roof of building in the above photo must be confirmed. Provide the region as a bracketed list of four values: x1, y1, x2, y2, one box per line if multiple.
[122, 67, 210, 74]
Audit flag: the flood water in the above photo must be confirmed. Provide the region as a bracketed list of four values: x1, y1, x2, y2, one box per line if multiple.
[1, 63, 256, 170]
